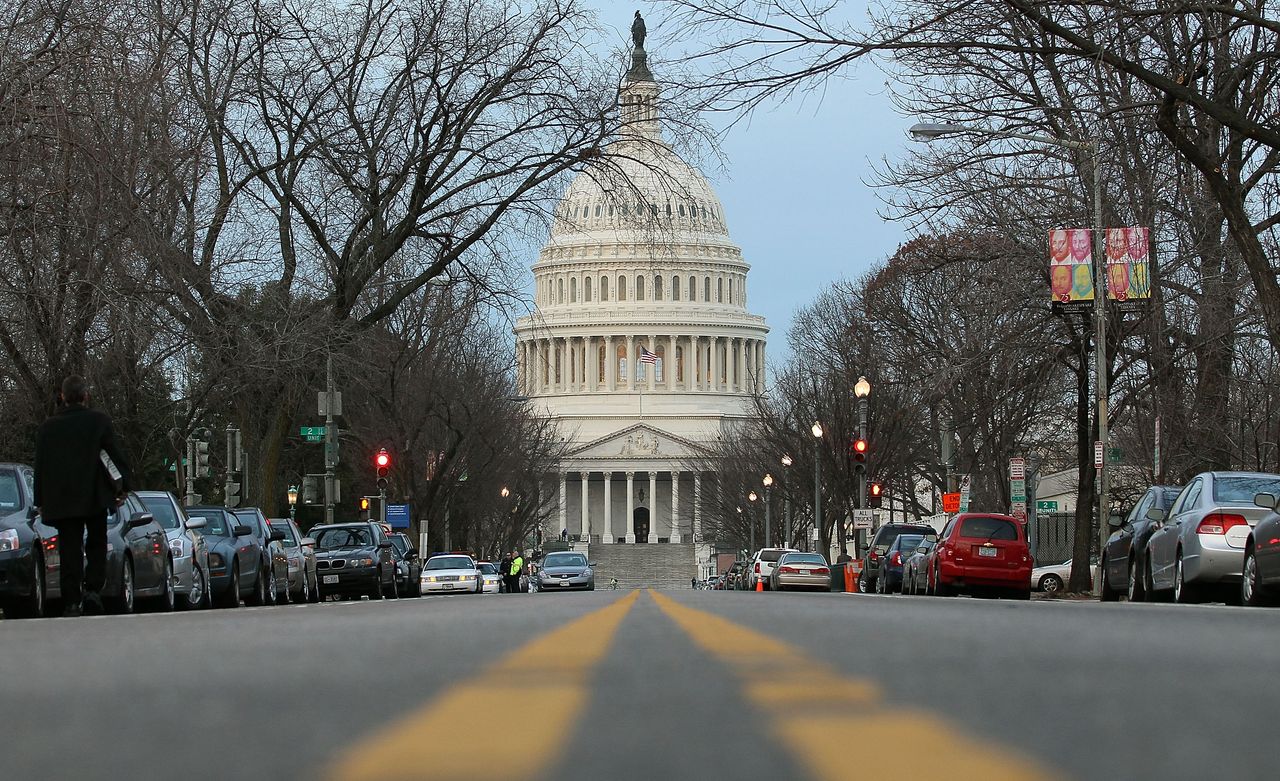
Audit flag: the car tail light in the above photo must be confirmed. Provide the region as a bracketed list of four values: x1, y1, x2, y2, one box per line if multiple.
[754, 562, 760, 573]
[44, 536, 58, 551]
[778, 566, 797, 574]
[1197, 513, 1248, 535]
[869, 551, 880, 562]
[813, 567, 830, 576]
[890, 552, 902, 566]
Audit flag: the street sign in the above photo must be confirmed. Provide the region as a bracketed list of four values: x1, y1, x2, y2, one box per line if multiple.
[324, 437, 340, 467]
[1107, 447, 1123, 465]
[318, 391, 343, 417]
[385, 504, 411, 529]
[852, 509, 875, 530]
[1036, 500, 1059, 512]
[959, 475, 972, 513]
[1094, 441, 1104, 468]
[300, 426, 325, 443]
[1009, 457, 1025, 479]
[942, 492, 961, 513]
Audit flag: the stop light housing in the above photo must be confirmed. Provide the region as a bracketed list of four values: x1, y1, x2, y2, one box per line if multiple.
[359, 497, 370, 512]
[375, 448, 390, 490]
[851, 437, 867, 473]
[868, 481, 884, 508]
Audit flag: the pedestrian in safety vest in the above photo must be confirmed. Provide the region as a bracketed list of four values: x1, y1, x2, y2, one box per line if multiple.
[508, 551, 524, 594]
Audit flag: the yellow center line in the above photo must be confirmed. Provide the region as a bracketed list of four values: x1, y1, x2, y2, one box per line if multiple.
[326, 590, 639, 781]
[650, 592, 1061, 781]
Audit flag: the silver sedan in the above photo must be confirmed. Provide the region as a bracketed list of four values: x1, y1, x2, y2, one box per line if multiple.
[136, 491, 210, 610]
[1146, 471, 1280, 603]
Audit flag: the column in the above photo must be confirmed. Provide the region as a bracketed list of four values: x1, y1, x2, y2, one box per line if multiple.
[648, 471, 658, 543]
[693, 472, 703, 541]
[558, 472, 568, 538]
[580, 471, 591, 542]
[685, 336, 695, 391]
[587, 337, 596, 392]
[647, 335, 657, 391]
[671, 470, 681, 542]
[710, 336, 719, 391]
[602, 472, 614, 543]
[626, 335, 636, 390]
[625, 471, 636, 543]
[757, 340, 766, 393]
[740, 338, 749, 392]
[668, 334, 677, 390]
[702, 336, 713, 392]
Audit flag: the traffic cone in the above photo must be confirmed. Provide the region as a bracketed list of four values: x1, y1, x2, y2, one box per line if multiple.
[755, 578, 764, 592]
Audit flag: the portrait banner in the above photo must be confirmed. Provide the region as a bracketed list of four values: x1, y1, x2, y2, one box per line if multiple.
[1049, 228, 1094, 305]
[1105, 226, 1150, 306]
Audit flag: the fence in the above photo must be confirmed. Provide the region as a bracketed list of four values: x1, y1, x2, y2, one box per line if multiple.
[1029, 512, 1082, 565]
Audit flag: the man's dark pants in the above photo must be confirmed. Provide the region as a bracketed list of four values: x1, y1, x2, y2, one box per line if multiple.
[505, 574, 519, 593]
[52, 513, 108, 607]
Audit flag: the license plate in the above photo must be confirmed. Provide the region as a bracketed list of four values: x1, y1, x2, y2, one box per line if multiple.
[979, 547, 998, 558]
[800, 569, 812, 575]
[443, 583, 453, 589]
[560, 580, 571, 586]
[323, 575, 339, 584]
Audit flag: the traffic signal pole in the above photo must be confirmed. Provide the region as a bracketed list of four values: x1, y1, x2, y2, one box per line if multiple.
[324, 354, 336, 525]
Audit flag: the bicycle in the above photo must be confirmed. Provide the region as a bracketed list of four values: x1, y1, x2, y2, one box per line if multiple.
[609, 577, 619, 590]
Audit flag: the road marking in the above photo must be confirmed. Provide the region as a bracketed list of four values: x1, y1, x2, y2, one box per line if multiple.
[326, 590, 639, 781]
[650, 592, 1059, 781]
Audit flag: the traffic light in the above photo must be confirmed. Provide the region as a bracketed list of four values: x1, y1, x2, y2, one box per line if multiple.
[851, 437, 868, 473]
[868, 481, 884, 508]
[375, 448, 391, 490]
[359, 497, 370, 512]
[194, 440, 210, 477]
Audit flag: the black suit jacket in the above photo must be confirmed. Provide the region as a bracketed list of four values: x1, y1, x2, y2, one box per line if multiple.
[34, 404, 131, 521]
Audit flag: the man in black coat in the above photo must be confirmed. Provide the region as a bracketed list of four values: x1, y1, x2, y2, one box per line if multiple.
[34, 376, 131, 616]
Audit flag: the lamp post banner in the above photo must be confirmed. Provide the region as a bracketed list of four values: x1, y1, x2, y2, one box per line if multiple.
[1049, 228, 1095, 307]
[1105, 226, 1151, 311]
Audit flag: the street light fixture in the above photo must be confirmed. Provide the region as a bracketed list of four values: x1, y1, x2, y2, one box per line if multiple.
[287, 485, 298, 521]
[911, 119, 1109, 591]
[854, 376, 872, 558]
[811, 422, 824, 557]
[854, 376, 871, 399]
[780, 455, 793, 548]
[762, 473, 774, 547]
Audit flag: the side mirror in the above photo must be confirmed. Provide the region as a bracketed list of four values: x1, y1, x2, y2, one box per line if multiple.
[128, 512, 155, 529]
[233, 524, 253, 537]
[1254, 493, 1277, 510]
[269, 530, 286, 542]
[1145, 507, 1165, 522]
[1108, 513, 1125, 528]
[300, 537, 315, 547]
[377, 540, 393, 549]
[406, 547, 418, 558]
[588, 561, 597, 567]
[185, 517, 207, 530]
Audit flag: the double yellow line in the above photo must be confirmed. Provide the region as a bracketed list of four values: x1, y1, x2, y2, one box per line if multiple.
[328, 591, 1058, 781]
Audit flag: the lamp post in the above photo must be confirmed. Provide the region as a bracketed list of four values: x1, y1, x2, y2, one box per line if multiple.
[762, 473, 774, 547]
[911, 122, 1109, 590]
[854, 376, 871, 557]
[747, 491, 758, 553]
[781, 454, 793, 548]
[812, 422, 825, 556]
[287, 485, 298, 521]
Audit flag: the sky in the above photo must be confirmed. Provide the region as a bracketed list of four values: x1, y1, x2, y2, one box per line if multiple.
[562, 1, 915, 360]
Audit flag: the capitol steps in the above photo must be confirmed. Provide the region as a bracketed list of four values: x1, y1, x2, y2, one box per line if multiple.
[587, 542, 697, 591]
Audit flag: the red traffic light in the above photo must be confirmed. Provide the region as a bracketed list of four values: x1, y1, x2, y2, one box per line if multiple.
[375, 450, 391, 469]
[869, 482, 883, 497]
[868, 481, 884, 508]
[853, 438, 868, 454]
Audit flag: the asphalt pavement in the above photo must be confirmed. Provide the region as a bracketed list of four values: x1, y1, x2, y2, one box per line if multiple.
[3, 590, 1277, 780]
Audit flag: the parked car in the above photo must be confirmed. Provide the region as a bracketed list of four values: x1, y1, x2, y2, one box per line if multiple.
[536, 551, 596, 591]
[185, 506, 264, 608]
[232, 508, 290, 604]
[312, 522, 398, 600]
[930, 513, 1032, 599]
[1242, 492, 1280, 606]
[388, 533, 422, 597]
[477, 561, 503, 593]
[902, 538, 936, 595]
[137, 491, 210, 610]
[768, 552, 831, 591]
[1031, 558, 1098, 593]
[420, 553, 481, 594]
[0, 463, 48, 618]
[749, 548, 798, 590]
[1146, 472, 1280, 603]
[269, 518, 318, 603]
[876, 532, 933, 593]
[860, 523, 938, 592]
[1099, 485, 1182, 601]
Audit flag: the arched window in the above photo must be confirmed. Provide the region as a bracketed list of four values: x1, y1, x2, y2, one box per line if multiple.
[601, 276, 609, 301]
[617, 275, 626, 301]
[594, 204, 601, 217]
[678, 204, 685, 216]
[689, 276, 696, 302]
[655, 345, 665, 382]
[558, 278, 564, 304]
[675, 346, 684, 383]
[570, 277, 578, 303]
[654, 275, 663, 300]
[672, 276, 681, 301]
[717, 277, 724, 303]
[554, 348, 562, 385]
[598, 345, 606, 383]
[727, 277, 733, 304]
[584, 277, 592, 302]
[616, 343, 628, 381]
[636, 276, 645, 300]
[704, 277, 711, 302]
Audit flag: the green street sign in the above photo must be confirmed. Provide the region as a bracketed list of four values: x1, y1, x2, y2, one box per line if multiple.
[300, 426, 325, 436]
[1106, 447, 1123, 464]
[1036, 500, 1059, 512]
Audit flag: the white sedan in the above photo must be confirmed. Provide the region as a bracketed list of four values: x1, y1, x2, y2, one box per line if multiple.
[420, 554, 481, 594]
[1032, 559, 1097, 593]
[477, 561, 503, 593]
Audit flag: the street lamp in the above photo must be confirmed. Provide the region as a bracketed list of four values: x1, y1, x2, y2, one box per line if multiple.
[780, 455, 793, 549]
[287, 485, 298, 521]
[910, 120, 1109, 591]
[854, 376, 871, 557]
[762, 473, 774, 546]
[747, 491, 758, 553]
[811, 421, 824, 556]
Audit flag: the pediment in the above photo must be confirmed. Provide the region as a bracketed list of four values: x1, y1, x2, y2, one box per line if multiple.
[568, 423, 707, 460]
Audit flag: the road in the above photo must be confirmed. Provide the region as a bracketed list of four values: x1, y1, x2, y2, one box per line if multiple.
[3, 591, 1277, 780]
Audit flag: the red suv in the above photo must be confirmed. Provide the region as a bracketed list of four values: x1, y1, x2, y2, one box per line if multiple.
[930, 513, 1033, 599]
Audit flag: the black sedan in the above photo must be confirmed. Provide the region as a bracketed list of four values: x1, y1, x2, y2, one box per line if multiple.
[1098, 484, 1182, 601]
[185, 506, 265, 608]
[0, 462, 48, 618]
[310, 522, 397, 600]
[1243, 492, 1280, 606]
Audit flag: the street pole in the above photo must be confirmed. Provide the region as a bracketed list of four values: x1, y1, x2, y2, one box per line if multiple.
[1091, 140, 1111, 593]
[812, 423, 825, 558]
[323, 354, 336, 525]
[764, 485, 772, 546]
[857, 396, 868, 559]
[184, 437, 195, 507]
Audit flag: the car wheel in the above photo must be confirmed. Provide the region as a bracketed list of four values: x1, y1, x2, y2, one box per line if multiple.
[1127, 557, 1146, 602]
[298, 570, 310, 604]
[1174, 553, 1199, 604]
[1099, 557, 1119, 602]
[218, 565, 240, 608]
[266, 568, 279, 606]
[108, 557, 136, 614]
[934, 565, 952, 597]
[151, 558, 175, 612]
[246, 566, 268, 607]
[1242, 548, 1274, 607]
[1039, 574, 1063, 594]
[368, 571, 384, 600]
[2, 553, 46, 619]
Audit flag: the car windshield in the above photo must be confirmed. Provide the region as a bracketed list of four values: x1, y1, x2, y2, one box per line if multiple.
[478, 562, 498, 575]
[313, 527, 372, 550]
[270, 522, 298, 547]
[1213, 476, 1280, 505]
[759, 549, 792, 563]
[958, 517, 1019, 541]
[389, 536, 408, 555]
[544, 553, 587, 568]
[425, 556, 473, 571]
[781, 554, 826, 565]
[0, 470, 22, 511]
[137, 495, 182, 530]
[894, 534, 926, 551]
[185, 509, 230, 536]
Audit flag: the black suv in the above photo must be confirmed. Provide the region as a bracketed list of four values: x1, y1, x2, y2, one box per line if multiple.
[310, 522, 397, 600]
[860, 523, 939, 592]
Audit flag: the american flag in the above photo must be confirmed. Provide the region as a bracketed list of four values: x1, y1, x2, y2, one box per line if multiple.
[638, 346, 658, 364]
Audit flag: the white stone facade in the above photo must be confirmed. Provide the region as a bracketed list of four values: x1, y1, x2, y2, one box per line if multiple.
[513, 47, 767, 570]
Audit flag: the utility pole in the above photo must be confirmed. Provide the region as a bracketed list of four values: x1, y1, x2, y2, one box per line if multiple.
[323, 354, 338, 524]
[1090, 139, 1111, 593]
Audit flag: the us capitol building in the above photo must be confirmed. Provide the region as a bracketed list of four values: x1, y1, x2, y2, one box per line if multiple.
[513, 19, 768, 584]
